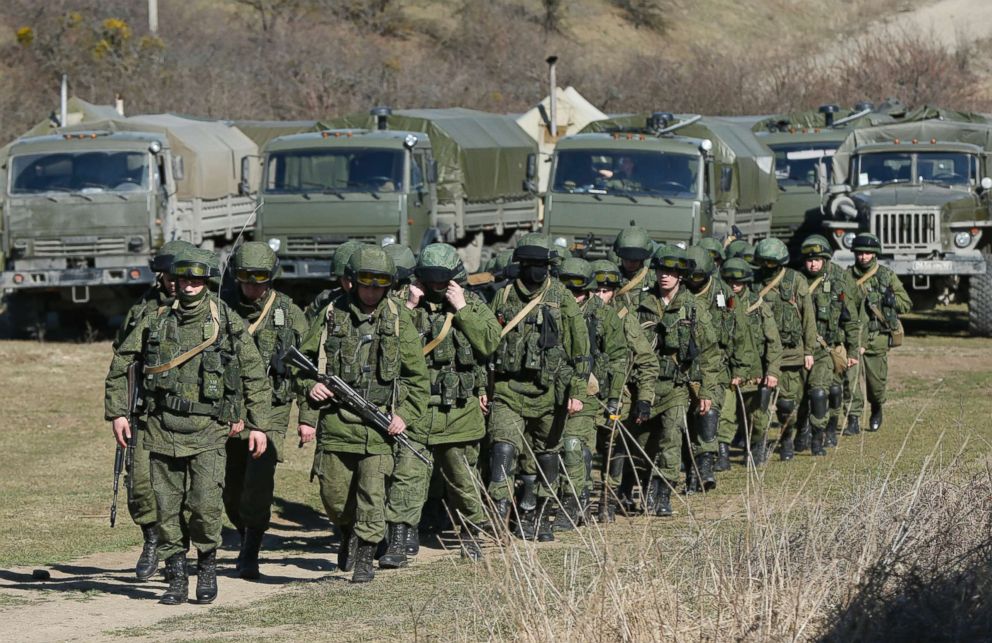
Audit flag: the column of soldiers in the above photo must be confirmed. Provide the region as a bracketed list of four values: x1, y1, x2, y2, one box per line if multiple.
[105, 226, 910, 602]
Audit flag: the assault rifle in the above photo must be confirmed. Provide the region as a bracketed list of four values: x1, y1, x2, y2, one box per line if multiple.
[282, 346, 431, 466]
[110, 360, 141, 527]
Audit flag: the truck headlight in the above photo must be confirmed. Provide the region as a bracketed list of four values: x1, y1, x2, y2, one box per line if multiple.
[381, 235, 397, 246]
[842, 232, 856, 249]
[267, 238, 281, 253]
[954, 231, 972, 248]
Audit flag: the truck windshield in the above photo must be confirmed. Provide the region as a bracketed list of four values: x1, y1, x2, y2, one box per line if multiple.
[265, 148, 404, 194]
[10, 151, 150, 194]
[769, 142, 838, 186]
[855, 151, 976, 187]
[552, 149, 699, 198]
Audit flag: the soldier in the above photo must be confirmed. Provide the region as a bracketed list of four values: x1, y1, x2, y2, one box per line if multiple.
[222, 242, 307, 580]
[720, 258, 783, 465]
[379, 243, 500, 566]
[111, 239, 194, 581]
[296, 246, 429, 583]
[612, 225, 655, 303]
[556, 258, 628, 529]
[383, 242, 416, 301]
[683, 246, 733, 490]
[587, 259, 659, 522]
[844, 233, 911, 433]
[483, 233, 590, 542]
[304, 240, 366, 323]
[797, 235, 859, 453]
[106, 247, 271, 605]
[751, 238, 817, 461]
[630, 244, 721, 515]
[725, 239, 755, 266]
[698, 237, 726, 271]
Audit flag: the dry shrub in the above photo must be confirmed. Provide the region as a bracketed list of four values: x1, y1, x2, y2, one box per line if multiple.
[460, 438, 992, 640]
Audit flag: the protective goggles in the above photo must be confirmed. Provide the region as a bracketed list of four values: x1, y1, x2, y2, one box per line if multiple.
[801, 243, 830, 256]
[172, 262, 211, 278]
[593, 271, 620, 286]
[560, 274, 589, 289]
[235, 269, 273, 284]
[355, 271, 393, 287]
[721, 269, 752, 282]
[653, 256, 684, 270]
[759, 259, 781, 269]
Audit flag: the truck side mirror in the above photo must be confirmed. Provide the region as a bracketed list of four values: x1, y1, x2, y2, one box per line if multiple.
[239, 156, 251, 196]
[720, 166, 732, 192]
[816, 161, 828, 194]
[172, 155, 185, 182]
[427, 159, 438, 183]
[526, 153, 537, 181]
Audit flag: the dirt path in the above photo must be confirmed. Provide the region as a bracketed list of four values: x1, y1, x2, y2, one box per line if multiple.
[884, 0, 992, 47]
[0, 520, 455, 642]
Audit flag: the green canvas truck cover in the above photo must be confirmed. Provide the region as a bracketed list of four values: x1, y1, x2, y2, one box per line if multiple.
[231, 120, 321, 150]
[320, 108, 536, 203]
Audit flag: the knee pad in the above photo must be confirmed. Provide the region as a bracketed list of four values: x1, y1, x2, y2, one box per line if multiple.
[699, 409, 719, 442]
[758, 386, 773, 412]
[536, 452, 560, 488]
[776, 398, 797, 424]
[563, 436, 583, 455]
[809, 388, 829, 419]
[562, 437, 584, 468]
[829, 384, 843, 410]
[488, 442, 516, 485]
[582, 447, 593, 480]
[608, 441, 627, 479]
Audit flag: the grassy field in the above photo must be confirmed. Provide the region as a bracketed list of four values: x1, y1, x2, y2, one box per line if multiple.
[0, 320, 990, 639]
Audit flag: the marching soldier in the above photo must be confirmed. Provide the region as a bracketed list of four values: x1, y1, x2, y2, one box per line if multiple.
[304, 240, 366, 323]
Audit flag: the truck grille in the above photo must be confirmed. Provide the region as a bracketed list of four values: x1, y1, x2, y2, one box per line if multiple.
[285, 235, 377, 255]
[871, 207, 939, 254]
[33, 237, 127, 257]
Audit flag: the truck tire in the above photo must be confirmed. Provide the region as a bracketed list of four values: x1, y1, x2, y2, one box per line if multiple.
[968, 268, 992, 336]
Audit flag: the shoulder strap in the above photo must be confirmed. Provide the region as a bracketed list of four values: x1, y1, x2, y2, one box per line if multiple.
[617, 266, 648, 296]
[144, 301, 220, 375]
[246, 290, 278, 336]
[317, 304, 335, 373]
[617, 305, 629, 320]
[747, 267, 787, 314]
[499, 283, 548, 339]
[385, 297, 400, 336]
[809, 275, 826, 295]
[422, 312, 455, 356]
[856, 263, 880, 287]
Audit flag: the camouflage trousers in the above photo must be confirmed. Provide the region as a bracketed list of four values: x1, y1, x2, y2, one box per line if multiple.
[845, 337, 890, 417]
[627, 404, 688, 486]
[222, 404, 289, 532]
[385, 437, 485, 530]
[735, 386, 773, 444]
[486, 399, 564, 501]
[778, 365, 807, 432]
[800, 352, 843, 432]
[686, 388, 722, 457]
[717, 386, 738, 445]
[126, 424, 157, 527]
[149, 447, 226, 559]
[561, 413, 597, 499]
[313, 450, 393, 543]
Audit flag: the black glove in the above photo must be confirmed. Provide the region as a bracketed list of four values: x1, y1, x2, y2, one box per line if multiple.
[605, 398, 620, 420]
[634, 400, 652, 423]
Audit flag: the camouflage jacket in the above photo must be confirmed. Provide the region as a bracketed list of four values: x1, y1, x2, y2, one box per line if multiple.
[726, 289, 783, 385]
[752, 267, 818, 367]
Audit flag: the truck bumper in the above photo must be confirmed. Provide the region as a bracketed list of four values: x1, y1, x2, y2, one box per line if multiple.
[831, 251, 986, 275]
[276, 258, 332, 280]
[1, 265, 155, 292]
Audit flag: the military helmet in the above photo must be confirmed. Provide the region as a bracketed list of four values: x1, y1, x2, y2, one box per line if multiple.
[801, 234, 833, 259]
[485, 248, 517, 281]
[171, 246, 220, 279]
[589, 259, 622, 290]
[852, 232, 882, 254]
[332, 240, 366, 279]
[698, 237, 725, 263]
[347, 245, 395, 287]
[513, 233, 557, 264]
[651, 243, 688, 273]
[613, 225, 654, 261]
[416, 243, 466, 284]
[559, 257, 593, 291]
[686, 245, 714, 280]
[754, 237, 790, 266]
[383, 242, 416, 282]
[552, 236, 572, 262]
[150, 239, 195, 273]
[725, 239, 754, 263]
[721, 257, 754, 283]
[230, 241, 278, 284]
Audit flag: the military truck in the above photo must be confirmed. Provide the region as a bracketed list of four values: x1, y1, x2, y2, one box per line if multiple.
[823, 118, 992, 334]
[252, 107, 540, 288]
[543, 113, 777, 254]
[0, 113, 259, 332]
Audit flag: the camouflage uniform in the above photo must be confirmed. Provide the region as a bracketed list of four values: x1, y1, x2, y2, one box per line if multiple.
[304, 240, 366, 324]
[487, 234, 590, 542]
[383, 242, 416, 302]
[105, 247, 272, 605]
[380, 243, 500, 566]
[297, 246, 429, 582]
[223, 242, 307, 579]
[844, 233, 911, 433]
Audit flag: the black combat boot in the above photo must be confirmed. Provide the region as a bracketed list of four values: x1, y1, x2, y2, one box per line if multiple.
[654, 482, 673, 517]
[750, 439, 768, 466]
[459, 527, 483, 562]
[195, 549, 218, 604]
[868, 405, 883, 432]
[378, 523, 409, 569]
[159, 553, 188, 605]
[514, 509, 537, 540]
[135, 523, 160, 581]
[487, 498, 512, 539]
[825, 416, 839, 446]
[715, 443, 731, 472]
[699, 453, 716, 491]
[795, 422, 812, 452]
[239, 528, 264, 580]
[810, 429, 827, 456]
[351, 538, 377, 583]
[642, 477, 660, 515]
[338, 525, 357, 572]
[843, 414, 860, 435]
[234, 526, 245, 572]
[779, 431, 795, 461]
[684, 458, 702, 495]
[557, 492, 581, 531]
[535, 498, 556, 542]
[405, 524, 420, 557]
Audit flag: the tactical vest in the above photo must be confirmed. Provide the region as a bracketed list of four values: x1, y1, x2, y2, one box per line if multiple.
[696, 277, 733, 350]
[248, 292, 299, 406]
[143, 298, 242, 425]
[647, 293, 697, 385]
[808, 266, 846, 346]
[731, 293, 771, 379]
[492, 282, 572, 390]
[419, 300, 480, 406]
[321, 296, 402, 407]
[582, 297, 611, 400]
[758, 269, 803, 348]
[856, 263, 900, 333]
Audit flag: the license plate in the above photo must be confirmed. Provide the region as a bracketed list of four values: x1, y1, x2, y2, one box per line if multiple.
[911, 260, 953, 272]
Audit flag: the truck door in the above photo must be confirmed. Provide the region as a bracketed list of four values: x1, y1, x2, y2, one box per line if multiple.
[407, 150, 432, 250]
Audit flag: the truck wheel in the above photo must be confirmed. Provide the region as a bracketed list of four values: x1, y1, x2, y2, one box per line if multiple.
[968, 269, 992, 336]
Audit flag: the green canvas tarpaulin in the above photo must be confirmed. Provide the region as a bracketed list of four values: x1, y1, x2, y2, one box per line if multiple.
[231, 120, 321, 150]
[321, 108, 536, 203]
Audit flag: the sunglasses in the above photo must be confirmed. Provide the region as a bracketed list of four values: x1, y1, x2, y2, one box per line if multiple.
[173, 263, 210, 278]
[593, 271, 620, 285]
[560, 275, 588, 289]
[235, 269, 272, 284]
[355, 271, 393, 288]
